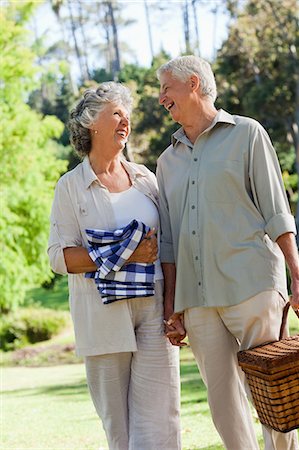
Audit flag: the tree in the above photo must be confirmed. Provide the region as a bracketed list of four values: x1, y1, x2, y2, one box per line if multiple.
[0, 2, 67, 312]
[49, 0, 79, 95]
[144, 0, 154, 61]
[117, 52, 178, 170]
[215, 0, 298, 234]
[47, 0, 135, 82]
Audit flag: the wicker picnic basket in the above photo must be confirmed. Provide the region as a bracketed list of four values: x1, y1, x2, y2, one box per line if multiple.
[237, 302, 299, 433]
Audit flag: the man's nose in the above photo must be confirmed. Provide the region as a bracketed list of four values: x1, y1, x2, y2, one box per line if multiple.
[159, 92, 166, 105]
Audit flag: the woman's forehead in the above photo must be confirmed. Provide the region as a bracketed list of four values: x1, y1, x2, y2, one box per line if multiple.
[104, 102, 130, 114]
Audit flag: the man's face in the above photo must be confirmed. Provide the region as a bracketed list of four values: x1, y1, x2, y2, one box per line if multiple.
[159, 71, 192, 124]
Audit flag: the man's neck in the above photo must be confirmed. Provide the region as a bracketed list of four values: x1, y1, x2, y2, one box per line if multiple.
[183, 102, 218, 144]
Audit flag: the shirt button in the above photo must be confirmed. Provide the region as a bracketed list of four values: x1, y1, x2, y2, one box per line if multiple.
[195, 256, 199, 260]
[198, 282, 201, 286]
[192, 230, 196, 235]
[191, 180, 195, 184]
[191, 205, 195, 209]
[194, 157, 198, 162]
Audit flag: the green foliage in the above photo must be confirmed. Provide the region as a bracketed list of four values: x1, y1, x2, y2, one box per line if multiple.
[0, 3, 68, 312]
[118, 52, 179, 170]
[25, 275, 69, 311]
[215, 0, 298, 170]
[0, 307, 68, 351]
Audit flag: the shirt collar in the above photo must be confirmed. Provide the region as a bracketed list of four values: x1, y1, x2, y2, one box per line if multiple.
[121, 158, 148, 182]
[171, 109, 236, 147]
[82, 156, 98, 189]
[82, 155, 147, 189]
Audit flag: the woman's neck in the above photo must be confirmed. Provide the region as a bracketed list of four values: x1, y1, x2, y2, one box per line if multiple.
[88, 149, 131, 193]
[88, 147, 123, 176]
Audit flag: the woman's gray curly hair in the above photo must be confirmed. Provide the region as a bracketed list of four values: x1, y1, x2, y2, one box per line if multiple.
[68, 81, 133, 157]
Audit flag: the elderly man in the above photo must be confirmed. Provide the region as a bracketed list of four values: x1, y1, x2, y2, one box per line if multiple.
[156, 55, 299, 450]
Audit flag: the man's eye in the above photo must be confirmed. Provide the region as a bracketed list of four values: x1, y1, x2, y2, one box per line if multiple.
[114, 112, 120, 116]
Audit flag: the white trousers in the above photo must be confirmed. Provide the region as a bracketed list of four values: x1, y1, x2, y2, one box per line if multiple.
[184, 290, 299, 450]
[85, 291, 181, 450]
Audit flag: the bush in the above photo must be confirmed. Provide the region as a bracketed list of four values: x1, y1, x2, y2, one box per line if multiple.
[0, 307, 68, 351]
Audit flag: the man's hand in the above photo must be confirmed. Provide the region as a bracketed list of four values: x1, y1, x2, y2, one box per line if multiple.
[276, 232, 299, 312]
[290, 278, 299, 311]
[127, 229, 158, 264]
[164, 312, 187, 347]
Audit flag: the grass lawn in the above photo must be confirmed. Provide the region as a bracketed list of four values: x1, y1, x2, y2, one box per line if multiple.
[2, 346, 265, 450]
[1, 277, 297, 449]
[24, 276, 69, 311]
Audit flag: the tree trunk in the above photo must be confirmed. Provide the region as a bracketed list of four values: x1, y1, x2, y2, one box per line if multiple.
[183, 0, 191, 54]
[192, 0, 200, 55]
[124, 143, 135, 162]
[144, 0, 154, 61]
[50, 0, 78, 95]
[107, 1, 121, 79]
[67, 0, 85, 81]
[212, 5, 219, 60]
[78, 0, 91, 80]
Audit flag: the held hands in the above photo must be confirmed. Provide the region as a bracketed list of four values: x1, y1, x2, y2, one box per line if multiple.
[164, 312, 187, 347]
[127, 229, 158, 264]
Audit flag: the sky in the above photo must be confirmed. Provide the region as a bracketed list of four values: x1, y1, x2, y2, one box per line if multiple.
[31, 0, 230, 72]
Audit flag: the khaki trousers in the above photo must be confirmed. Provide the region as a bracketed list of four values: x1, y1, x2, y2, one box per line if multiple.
[85, 291, 181, 450]
[184, 290, 299, 450]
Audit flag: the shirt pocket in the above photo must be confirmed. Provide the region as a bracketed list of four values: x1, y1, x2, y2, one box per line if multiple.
[204, 160, 243, 204]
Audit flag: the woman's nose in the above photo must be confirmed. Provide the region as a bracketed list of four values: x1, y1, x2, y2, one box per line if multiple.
[121, 116, 129, 125]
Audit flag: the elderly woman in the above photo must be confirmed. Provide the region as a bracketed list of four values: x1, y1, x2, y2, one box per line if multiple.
[48, 82, 181, 450]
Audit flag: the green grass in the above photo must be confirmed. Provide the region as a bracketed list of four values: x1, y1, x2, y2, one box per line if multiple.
[2, 346, 264, 450]
[2, 364, 103, 450]
[1, 279, 296, 449]
[25, 276, 299, 335]
[25, 276, 69, 311]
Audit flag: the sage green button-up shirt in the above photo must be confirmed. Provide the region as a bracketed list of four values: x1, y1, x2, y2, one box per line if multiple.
[156, 109, 297, 312]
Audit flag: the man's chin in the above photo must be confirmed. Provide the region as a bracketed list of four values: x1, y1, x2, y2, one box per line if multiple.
[170, 112, 180, 124]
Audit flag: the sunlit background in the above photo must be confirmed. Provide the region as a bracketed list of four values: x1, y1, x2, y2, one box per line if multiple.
[1, 1, 298, 448]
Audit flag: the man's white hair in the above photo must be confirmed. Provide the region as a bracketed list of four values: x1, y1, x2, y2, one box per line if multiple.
[157, 55, 217, 103]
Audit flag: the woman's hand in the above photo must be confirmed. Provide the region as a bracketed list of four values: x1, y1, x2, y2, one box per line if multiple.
[164, 312, 187, 347]
[127, 229, 158, 264]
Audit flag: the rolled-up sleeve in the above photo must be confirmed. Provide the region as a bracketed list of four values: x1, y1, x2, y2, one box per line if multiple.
[156, 161, 175, 263]
[48, 178, 82, 274]
[249, 124, 297, 242]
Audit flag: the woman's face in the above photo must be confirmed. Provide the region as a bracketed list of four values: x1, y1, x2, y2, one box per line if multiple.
[92, 102, 131, 150]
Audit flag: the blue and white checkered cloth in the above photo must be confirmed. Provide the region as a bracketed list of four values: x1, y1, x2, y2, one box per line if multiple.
[85, 220, 155, 304]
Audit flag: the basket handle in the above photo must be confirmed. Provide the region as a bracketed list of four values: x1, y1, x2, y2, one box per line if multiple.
[279, 300, 299, 340]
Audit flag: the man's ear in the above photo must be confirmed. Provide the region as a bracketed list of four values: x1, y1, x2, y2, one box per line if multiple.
[190, 75, 200, 92]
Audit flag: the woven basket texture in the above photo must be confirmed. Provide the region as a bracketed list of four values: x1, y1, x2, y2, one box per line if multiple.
[238, 320, 299, 433]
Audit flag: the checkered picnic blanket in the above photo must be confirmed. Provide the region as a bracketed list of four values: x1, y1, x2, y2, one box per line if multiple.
[85, 220, 155, 304]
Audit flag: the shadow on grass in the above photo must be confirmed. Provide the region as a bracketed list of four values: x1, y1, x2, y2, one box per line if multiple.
[25, 277, 69, 311]
[3, 379, 88, 399]
[181, 351, 207, 407]
[200, 446, 224, 450]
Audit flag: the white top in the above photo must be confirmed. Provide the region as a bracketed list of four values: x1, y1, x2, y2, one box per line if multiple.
[48, 157, 164, 357]
[108, 186, 163, 281]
